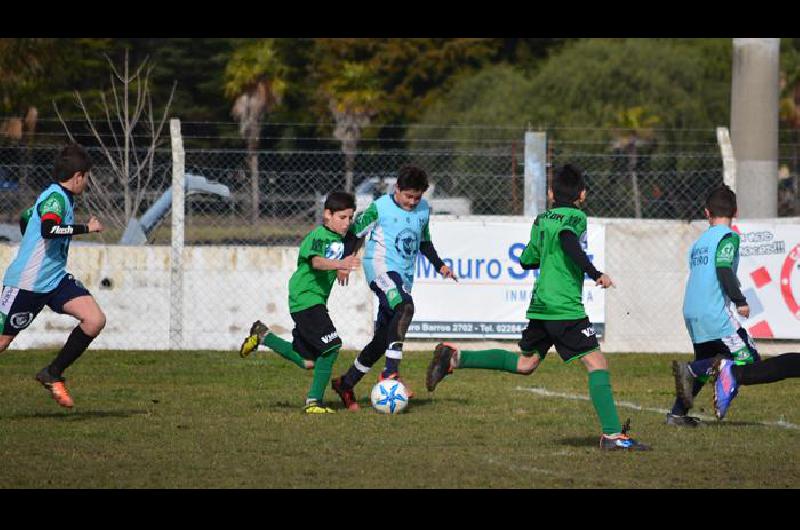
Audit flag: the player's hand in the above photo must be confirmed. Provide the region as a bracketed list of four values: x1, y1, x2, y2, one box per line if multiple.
[737, 304, 750, 318]
[337, 270, 350, 286]
[595, 273, 614, 289]
[340, 255, 361, 272]
[439, 265, 458, 282]
[87, 216, 103, 233]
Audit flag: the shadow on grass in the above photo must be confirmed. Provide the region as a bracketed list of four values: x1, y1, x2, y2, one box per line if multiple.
[6, 409, 151, 421]
[559, 436, 600, 448]
[269, 396, 470, 411]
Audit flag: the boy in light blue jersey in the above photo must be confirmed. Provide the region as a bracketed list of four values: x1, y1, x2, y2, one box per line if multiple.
[666, 185, 758, 426]
[669, 185, 800, 422]
[1, 143, 105, 409]
[330, 165, 455, 410]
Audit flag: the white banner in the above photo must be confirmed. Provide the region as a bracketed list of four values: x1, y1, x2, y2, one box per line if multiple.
[734, 222, 800, 339]
[406, 219, 605, 338]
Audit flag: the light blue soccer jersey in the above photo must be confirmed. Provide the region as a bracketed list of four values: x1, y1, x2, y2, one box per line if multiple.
[351, 194, 431, 289]
[682, 224, 741, 343]
[3, 184, 74, 292]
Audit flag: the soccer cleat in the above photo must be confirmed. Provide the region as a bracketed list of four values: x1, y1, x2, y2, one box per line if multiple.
[303, 401, 335, 414]
[672, 360, 695, 410]
[711, 357, 739, 420]
[426, 342, 457, 392]
[239, 320, 269, 358]
[599, 419, 651, 451]
[35, 367, 74, 408]
[379, 372, 415, 399]
[331, 376, 359, 411]
[664, 413, 702, 428]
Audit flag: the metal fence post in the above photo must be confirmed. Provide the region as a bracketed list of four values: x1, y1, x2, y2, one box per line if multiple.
[170, 118, 185, 350]
[524, 130, 547, 217]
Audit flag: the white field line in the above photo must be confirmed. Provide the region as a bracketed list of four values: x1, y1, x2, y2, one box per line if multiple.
[514, 386, 800, 431]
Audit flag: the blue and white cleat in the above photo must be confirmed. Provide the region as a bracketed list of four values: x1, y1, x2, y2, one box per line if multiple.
[711, 357, 739, 420]
[599, 419, 651, 451]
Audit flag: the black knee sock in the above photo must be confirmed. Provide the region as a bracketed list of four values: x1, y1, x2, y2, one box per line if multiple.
[733, 352, 800, 386]
[48, 326, 95, 378]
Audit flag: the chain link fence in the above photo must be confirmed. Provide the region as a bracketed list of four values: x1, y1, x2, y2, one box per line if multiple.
[1, 125, 799, 352]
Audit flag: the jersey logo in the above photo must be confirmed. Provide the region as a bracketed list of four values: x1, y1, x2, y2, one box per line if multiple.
[10, 312, 34, 329]
[42, 195, 65, 216]
[581, 326, 597, 337]
[394, 228, 419, 261]
[320, 331, 339, 344]
[324, 241, 344, 260]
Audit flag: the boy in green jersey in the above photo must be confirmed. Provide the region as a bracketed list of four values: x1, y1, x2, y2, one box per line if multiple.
[425, 164, 650, 451]
[238, 191, 360, 414]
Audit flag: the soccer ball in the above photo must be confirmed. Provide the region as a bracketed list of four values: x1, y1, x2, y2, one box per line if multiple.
[370, 379, 409, 414]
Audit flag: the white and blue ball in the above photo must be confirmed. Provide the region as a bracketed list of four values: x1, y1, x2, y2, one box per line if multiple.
[370, 379, 409, 414]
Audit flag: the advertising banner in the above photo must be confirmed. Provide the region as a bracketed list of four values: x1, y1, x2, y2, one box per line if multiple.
[406, 220, 605, 338]
[734, 222, 800, 339]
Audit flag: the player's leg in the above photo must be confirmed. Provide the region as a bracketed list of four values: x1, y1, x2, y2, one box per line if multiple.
[239, 319, 314, 369]
[553, 318, 649, 450]
[710, 352, 800, 420]
[292, 306, 341, 413]
[334, 277, 396, 394]
[425, 327, 545, 392]
[0, 334, 14, 352]
[425, 320, 549, 391]
[373, 273, 415, 390]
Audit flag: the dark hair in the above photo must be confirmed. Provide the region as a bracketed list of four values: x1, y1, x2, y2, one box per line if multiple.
[53, 143, 92, 182]
[552, 163, 586, 203]
[324, 191, 356, 212]
[705, 185, 737, 218]
[396, 165, 429, 192]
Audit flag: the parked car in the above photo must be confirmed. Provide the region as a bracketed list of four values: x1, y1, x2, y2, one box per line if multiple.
[354, 176, 471, 215]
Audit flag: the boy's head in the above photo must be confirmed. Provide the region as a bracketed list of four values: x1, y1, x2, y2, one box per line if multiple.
[704, 185, 737, 221]
[394, 165, 428, 211]
[549, 163, 587, 206]
[54, 143, 93, 194]
[323, 191, 356, 236]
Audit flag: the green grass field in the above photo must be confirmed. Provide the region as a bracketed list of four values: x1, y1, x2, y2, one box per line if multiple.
[1, 349, 799, 489]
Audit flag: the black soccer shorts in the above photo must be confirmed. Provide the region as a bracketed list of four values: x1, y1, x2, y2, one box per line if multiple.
[518, 317, 600, 363]
[0, 274, 91, 336]
[289, 304, 342, 360]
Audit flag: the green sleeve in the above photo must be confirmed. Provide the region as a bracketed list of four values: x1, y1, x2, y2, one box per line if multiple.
[351, 202, 379, 237]
[715, 233, 739, 268]
[519, 223, 540, 268]
[421, 221, 431, 242]
[37, 192, 67, 219]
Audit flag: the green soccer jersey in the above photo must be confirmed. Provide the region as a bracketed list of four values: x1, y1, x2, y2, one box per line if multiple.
[519, 206, 589, 320]
[288, 225, 345, 313]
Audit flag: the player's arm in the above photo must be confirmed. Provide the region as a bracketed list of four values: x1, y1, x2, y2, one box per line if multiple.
[37, 192, 101, 239]
[350, 202, 379, 238]
[310, 255, 360, 271]
[559, 229, 611, 287]
[420, 221, 456, 281]
[715, 233, 748, 316]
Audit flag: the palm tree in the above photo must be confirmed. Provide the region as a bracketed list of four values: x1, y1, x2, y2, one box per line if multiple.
[224, 40, 286, 224]
[609, 106, 661, 218]
[321, 62, 382, 192]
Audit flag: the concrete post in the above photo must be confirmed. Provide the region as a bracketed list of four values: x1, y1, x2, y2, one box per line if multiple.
[731, 38, 780, 218]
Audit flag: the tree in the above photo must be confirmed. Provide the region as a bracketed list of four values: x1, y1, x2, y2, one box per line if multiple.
[224, 40, 286, 224]
[54, 49, 176, 236]
[608, 106, 661, 218]
[320, 61, 383, 192]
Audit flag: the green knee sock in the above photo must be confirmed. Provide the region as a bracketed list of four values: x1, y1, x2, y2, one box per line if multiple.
[588, 369, 622, 435]
[263, 333, 308, 369]
[307, 347, 340, 403]
[458, 349, 519, 373]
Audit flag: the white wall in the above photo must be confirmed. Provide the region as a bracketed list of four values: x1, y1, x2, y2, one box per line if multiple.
[3, 216, 798, 353]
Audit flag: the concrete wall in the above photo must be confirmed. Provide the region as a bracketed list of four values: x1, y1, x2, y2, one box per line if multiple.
[3, 216, 799, 353]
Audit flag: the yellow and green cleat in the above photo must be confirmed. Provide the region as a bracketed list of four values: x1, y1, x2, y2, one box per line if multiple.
[303, 401, 335, 414]
[239, 320, 270, 358]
